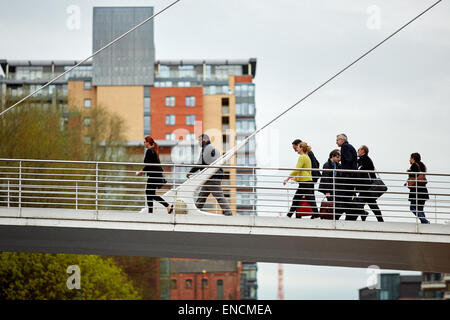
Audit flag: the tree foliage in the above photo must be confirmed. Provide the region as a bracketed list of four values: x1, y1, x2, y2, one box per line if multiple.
[0, 252, 141, 300]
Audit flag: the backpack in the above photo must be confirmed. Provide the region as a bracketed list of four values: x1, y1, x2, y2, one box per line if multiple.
[308, 151, 321, 183]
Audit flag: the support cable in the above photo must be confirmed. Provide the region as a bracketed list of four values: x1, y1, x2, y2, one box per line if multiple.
[218, 0, 442, 163]
[0, 0, 182, 118]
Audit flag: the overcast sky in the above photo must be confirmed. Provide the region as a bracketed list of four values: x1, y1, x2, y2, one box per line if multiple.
[1, 0, 449, 299]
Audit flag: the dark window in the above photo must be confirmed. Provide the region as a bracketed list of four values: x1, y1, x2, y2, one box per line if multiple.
[217, 280, 223, 300]
[185, 279, 193, 289]
[170, 279, 177, 289]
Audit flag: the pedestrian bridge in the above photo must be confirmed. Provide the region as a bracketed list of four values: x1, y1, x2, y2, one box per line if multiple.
[1, 158, 450, 272]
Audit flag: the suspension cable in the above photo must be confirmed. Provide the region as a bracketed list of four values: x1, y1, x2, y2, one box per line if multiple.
[0, 0, 182, 118]
[219, 0, 442, 163]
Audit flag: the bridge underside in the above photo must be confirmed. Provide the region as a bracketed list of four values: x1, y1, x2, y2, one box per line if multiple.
[1, 207, 449, 272]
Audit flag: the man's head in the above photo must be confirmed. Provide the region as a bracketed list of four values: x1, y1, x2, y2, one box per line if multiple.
[198, 134, 210, 146]
[336, 134, 348, 147]
[329, 149, 341, 164]
[292, 139, 302, 152]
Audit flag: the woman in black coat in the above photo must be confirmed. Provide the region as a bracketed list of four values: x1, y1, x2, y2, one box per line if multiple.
[407, 152, 429, 224]
[356, 145, 383, 222]
[137, 136, 172, 214]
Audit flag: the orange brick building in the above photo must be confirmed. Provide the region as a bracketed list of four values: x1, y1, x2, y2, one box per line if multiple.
[169, 259, 241, 300]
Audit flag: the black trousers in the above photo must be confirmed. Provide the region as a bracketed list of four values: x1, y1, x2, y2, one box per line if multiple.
[288, 182, 319, 218]
[146, 181, 169, 213]
[355, 194, 384, 222]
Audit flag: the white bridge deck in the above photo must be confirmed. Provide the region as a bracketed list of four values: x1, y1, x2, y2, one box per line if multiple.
[1, 207, 449, 272]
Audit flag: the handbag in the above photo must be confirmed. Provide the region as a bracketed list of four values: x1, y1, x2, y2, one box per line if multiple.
[407, 174, 427, 187]
[296, 198, 313, 218]
[367, 172, 387, 199]
[319, 197, 334, 220]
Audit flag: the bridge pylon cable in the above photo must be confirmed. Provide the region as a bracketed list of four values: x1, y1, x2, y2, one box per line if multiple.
[213, 0, 442, 167]
[0, 0, 182, 118]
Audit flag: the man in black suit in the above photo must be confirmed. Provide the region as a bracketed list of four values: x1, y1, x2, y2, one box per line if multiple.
[336, 133, 359, 220]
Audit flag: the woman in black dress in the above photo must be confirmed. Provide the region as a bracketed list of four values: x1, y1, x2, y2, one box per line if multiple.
[138, 136, 172, 214]
[407, 152, 429, 224]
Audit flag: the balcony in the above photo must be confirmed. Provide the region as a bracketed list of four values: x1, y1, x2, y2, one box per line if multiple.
[421, 281, 446, 290]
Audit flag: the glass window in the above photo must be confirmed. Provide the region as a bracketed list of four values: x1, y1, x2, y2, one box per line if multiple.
[186, 133, 195, 142]
[170, 279, 177, 289]
[84, 117, 91, 127]
[144, 116, 150, 136]
[165, 115, 176, 125]
[185, 279, 193, 289]
[217, 280, 223, 300]
[165, 96, 175, 107]
[185, 96, 196, 107]
[179, 65, 195, 78]
[186, 115, 196, 125]
[84, 99, 91, 108]
[159, 65, 170, 78]
[84, 136, 91, 145]
[84, 81, 91, 90]
[166, 133, 176, 141]
[201, 279, 208, 289]
[144, 97, 151, 114]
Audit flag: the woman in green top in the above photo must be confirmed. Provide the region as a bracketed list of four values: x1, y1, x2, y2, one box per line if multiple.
[284, 142, 319, 218]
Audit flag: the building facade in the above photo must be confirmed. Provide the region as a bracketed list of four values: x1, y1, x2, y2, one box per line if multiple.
[421, 273, 450, 300]
[0, 6, 258, 300]
[359, 273, 423, 300]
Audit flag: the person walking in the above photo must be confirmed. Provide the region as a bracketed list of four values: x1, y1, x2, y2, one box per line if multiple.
[187, 134, 232, 216]
[355, 145, 384, 222]
[137, 136, 172, 214]
[285, 141, 320, 219]
[318, 149, 344, 220]
[406, 152, 430, 224]
[336, 133, 359, 220]
[292, 139, 321, 183]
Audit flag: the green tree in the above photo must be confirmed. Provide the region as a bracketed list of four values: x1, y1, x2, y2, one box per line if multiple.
[0, 252, 141, 300]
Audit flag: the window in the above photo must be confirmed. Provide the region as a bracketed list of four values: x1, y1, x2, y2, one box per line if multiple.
[144, 97, 150, 114]
[84, 81, 91, 90]
[170, 279, 177, 289]
[201, 279, 208, 289]
[186, 133, 195, 142]
[159, 65, 170, 78]
[186, 115, 196, 125]
[185, 96, 196, 107]
[84, 99, 91, 108]
[178, 81, 191, 87]
[165, 96, 175, 107]
[185, 279, 193, 289]
[84, 117, 91, 127]
[178, 65, 194, 77]
[166, 133, 176, 141]
[217, 280, 223, 300]
[84, 136, 91, 145]
[165, 115, 176, 125]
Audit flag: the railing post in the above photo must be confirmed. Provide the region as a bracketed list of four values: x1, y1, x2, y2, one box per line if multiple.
[333, 168, 336, 229]
[7, 180, 10, 208]
[173, 164, 177, 215]
[75, 181, 78, 211]
[19, 160, 22, 216]
[415, 172, 419, 233]
[95, 163, 99, 218]
[434, 194, 437, 224]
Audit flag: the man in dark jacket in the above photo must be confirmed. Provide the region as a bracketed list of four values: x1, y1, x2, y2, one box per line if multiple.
[336, 133, 359, 220]
[187, 134, 232, 216]
[355, 145, 384, 222]
[318, 149, 344, 220]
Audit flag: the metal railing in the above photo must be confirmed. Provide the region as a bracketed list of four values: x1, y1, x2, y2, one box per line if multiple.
[1, 158, 450, 228]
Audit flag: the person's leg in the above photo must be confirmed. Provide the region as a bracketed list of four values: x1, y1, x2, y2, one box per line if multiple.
[145, 184, 156, 214]
[303, 182, 319, 219]
[354, 196, 368, 221]
[195, 183, 211, 210]
[288, 184, 304, 218]
[417, 200, 429, 224]
[367, 199, 384, 222]
[209, 180, 232, 216]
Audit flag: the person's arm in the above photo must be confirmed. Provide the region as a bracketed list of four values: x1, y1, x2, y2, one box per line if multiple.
[187, 148, 203, 178]
[285, 156, 303, 185]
